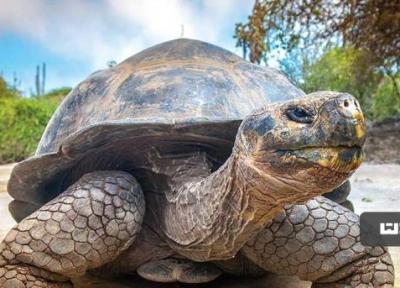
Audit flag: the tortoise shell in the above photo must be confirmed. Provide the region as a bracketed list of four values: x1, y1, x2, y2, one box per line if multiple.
[8, 38, 304, 220]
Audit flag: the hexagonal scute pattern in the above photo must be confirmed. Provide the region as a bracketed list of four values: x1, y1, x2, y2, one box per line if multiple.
[0, 265, 71, 288]
[243, 196, 394, 287]
[0, 171, 144, 287]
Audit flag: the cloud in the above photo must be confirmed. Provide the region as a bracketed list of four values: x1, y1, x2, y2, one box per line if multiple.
[0, 0, 252, 72]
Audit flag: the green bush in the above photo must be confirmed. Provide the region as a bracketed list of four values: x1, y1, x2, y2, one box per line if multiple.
[0, 77, 19, 99]
[301, 47, 400, 120]
[0, 76, 70, 163]
[0, 98, 58, 163]
[40, 87, 72, 103]
[301, 47, 381, 117]
[371, 76, 400, 120]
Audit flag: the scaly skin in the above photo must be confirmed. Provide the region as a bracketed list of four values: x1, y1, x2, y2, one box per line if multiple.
[0, 171, 145, 287]
[0, 265, 71, 288]
[242, 196, 394, 287]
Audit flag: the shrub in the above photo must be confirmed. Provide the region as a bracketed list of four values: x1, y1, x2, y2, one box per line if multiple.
[40, 87, 72, 103]
[0, 77, 19, 99]
[0, 98, 58, 163]
[301, 47, 381, 117]
[371, 76, 400, 120]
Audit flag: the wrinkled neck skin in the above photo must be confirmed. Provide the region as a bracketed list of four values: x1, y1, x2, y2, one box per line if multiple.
[151, 151, 308, 262]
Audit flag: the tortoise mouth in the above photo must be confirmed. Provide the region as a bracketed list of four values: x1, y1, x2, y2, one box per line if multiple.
[275, 146, 363, 173]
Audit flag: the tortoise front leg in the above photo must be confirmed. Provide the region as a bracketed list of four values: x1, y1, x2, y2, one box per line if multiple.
[323, 180, 354, 211]
[242, 196, 394, 287]
[0, 171, 145, 287]
[323, 180, 351, 204]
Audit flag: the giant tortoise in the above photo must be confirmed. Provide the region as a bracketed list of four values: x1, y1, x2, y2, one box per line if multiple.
[0, 39, 394, 287]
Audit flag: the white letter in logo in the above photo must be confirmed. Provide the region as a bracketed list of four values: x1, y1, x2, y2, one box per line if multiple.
[380, 223, 399, 235]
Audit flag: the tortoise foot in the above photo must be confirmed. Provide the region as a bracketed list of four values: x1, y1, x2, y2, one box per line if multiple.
[0, 171, 145, 286]
[243, 196, 394, 287]
[312, 250, 394, 287]
[137, 258, 222, 283]
[0, 264, 72, 288]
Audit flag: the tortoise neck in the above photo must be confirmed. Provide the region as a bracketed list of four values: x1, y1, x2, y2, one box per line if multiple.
[167, 152, 214, 192]
[161, 151, 284, 261]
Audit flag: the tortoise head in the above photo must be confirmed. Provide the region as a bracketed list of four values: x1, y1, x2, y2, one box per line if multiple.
[236, 91, 365, 195]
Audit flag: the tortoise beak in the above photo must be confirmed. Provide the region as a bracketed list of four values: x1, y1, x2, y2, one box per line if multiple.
[289, 146, 364, 173]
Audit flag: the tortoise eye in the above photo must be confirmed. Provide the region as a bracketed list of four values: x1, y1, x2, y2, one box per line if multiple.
[286, 106, 315, 124]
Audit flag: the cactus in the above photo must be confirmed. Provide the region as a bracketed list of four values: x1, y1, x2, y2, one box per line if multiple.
[42, 63, 46, 95]
[34, 63, 46, 96]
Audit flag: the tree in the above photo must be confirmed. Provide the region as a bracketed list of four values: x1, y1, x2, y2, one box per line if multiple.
[234, 0, 400, 116]
[235, 0, 400, 70]
[235, 1, 268, 64]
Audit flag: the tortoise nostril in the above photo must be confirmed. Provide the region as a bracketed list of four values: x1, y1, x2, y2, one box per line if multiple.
[334, 95, 363, 120]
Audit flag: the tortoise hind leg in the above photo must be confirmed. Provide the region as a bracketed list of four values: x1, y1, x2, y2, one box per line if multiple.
[323, 180, 351, 203]
[137, 258, 222, 283]
[323, 181, 354, 211]
[242, 196, 394, 287]
[0, 171, 145, 287]
[213, 251, 266, 277]
[8, 200, 40, 223]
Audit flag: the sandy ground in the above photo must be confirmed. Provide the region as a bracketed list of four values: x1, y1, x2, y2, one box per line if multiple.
[0, 163, 399, 287]
[0, 163, 16, 240]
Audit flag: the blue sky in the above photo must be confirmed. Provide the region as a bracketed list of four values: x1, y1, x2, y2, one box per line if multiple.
[0, 0, 254, 95]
